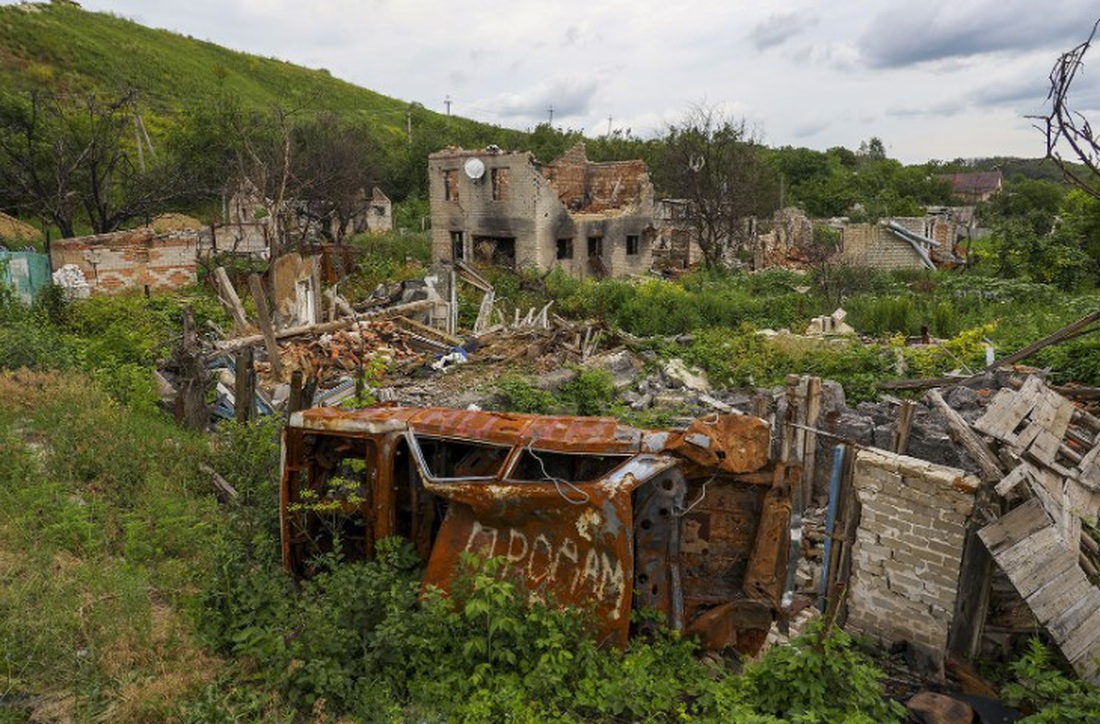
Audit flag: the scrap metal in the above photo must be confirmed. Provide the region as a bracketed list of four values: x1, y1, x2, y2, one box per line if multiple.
[280, 406, 796, 654]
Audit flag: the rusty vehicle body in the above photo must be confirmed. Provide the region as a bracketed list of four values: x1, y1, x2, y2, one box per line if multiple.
[280, 406, 797, 654]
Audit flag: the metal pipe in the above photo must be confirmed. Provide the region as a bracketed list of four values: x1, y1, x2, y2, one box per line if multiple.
[818, 444, 848, 612]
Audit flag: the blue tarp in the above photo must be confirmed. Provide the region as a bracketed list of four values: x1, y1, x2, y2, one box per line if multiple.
[0, 250, 51, 304]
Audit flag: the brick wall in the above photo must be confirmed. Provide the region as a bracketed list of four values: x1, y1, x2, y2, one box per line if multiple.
[846, 448, 979, 670]
[840, 223, 925, 270]
[50, 228, 208, 294]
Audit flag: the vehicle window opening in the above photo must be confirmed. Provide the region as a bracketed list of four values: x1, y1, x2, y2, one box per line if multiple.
[415, 436, 510, 479]
[511, 450, 628, 483]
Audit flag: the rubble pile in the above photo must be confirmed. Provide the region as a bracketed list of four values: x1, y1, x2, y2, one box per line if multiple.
[281, 322, 419, 382]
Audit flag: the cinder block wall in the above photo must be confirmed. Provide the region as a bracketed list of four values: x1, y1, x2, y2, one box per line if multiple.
[846, 448, 979, 669]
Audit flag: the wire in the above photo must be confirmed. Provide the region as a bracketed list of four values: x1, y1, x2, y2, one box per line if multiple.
[523, 440, 590, 506]
[676, 473, 714, 517]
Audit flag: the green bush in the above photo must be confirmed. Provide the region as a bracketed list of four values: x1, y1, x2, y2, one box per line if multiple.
[1003, 638, 1100, 722]
[735, 621, 905, 723]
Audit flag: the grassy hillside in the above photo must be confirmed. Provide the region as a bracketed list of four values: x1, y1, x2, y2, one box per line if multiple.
[0, 1, 490, 144]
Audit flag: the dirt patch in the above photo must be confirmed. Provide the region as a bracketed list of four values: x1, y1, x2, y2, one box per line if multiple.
[99, 599, 222, 722]
[148, 213, 204, 233]
[0, 211, 40, 243]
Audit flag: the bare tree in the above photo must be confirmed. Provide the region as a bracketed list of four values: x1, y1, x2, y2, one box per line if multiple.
[1035, 19, 1100, 199]
[290, 113, 382, 246]
[656, 106, 780, 267]
[0, 89, 186, 237]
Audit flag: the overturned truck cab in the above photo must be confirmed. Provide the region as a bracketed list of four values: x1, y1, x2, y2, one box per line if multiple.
[280, 406, 797, 654]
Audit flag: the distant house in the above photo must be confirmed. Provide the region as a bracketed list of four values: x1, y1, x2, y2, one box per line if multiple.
[938, 171, 1003, 203]
[429, 143, 655, 278]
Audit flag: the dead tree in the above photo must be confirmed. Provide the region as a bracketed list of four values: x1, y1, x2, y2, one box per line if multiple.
[1034, 19, 1100, 199]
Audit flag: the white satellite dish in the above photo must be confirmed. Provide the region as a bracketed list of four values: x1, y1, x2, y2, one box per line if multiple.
[464, 157, 486, 180]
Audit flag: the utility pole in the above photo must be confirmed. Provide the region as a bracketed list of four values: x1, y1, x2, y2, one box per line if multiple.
[406, 107, 412, 145]
[547, 105, 554, 124]
[606, 115, 613, 136]
[444, 95, 452, 116]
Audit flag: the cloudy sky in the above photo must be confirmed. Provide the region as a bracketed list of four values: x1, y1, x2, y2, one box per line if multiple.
[48, 1, 1100, 162]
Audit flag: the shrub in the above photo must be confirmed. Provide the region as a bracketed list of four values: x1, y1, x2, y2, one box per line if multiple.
[735, 620, 906, 723]
[1003, 638, 1100, 722]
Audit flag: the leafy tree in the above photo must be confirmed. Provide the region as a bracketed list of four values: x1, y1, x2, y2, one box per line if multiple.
[656, 106, 780, 267]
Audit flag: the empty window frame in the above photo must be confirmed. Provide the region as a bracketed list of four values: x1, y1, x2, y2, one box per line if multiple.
[556, 238, 574, 260]
[510, 449, 630, 484]
[451, 231, 465, 260]
[443, 169, 459, 202]
[491, 168, 509, 201]
[411, 434, 511, 480]
[626, 234, 640, 256]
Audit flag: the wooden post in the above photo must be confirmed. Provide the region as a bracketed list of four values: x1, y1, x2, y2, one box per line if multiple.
[214, 266, 250, 335]
[802, 376, 822, 506]
[892, 400, 915, 454]
[175, 306, 209, 431]
[248, 273, 284, 378]
[235, 347, 254, 423]
[927, 388, 1004, 483]
[288, 369, 304, 415]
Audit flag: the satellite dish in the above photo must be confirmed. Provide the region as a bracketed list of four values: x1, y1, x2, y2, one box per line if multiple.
[464, 157, 486, 180]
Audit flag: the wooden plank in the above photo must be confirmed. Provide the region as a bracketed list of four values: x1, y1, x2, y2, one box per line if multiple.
[802, 377, 822, 506]
[1047, 589, 1100, 641]
[929, 388, 1005, 483]
[994, 464, 1031, 498]
[248, 273, 284, 378]
[977, 376, 1045, 442]
[1010, 548, 1079, 600]
[996, 525, 1064, 575]
[213, 266, 250, 335]
[234, 347, 254, 423]
[985, 309, 1100, 371]
[213, 300, 435, 352]
[1062, 603, 1100, 665]
[1017, 388, 1075, 461]
[979, 499, 1052, 555]
[892, 400, 915, 454]
[1023, 562, 1093, 624]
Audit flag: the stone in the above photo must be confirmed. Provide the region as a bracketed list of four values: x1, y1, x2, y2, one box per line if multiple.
[906, 691, 974, 724]
[662, 358, 710, 393]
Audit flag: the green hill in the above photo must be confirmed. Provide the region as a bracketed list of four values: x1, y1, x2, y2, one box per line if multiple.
[0, 0, 515, 175]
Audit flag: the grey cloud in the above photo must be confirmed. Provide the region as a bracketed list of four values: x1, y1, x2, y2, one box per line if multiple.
[859, 1, 1095, 69]
[792, 119, 830, 138]
[750, 12, 816, 51]
[488, 78, 599, 119]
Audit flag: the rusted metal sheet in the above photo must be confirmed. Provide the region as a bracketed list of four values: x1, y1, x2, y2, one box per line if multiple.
[280, 406, 794, 655]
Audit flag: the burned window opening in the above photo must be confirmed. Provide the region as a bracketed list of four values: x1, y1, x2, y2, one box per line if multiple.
[491, 167, 509, 200]
[412, 434, 510, 480]
[443, 169, 459, 202]
[510, 449, 629, 483]
[450, 230, 465, 260]
[626, 234, 640, 256]
[473, 236, 516, 269]
[556, 238, 574, 260]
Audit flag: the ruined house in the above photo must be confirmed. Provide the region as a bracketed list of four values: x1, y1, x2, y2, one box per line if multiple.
[937, 170, 1003, 204]
[429, 144, 655, 278]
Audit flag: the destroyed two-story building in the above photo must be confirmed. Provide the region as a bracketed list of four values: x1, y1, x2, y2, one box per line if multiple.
[429, 144, 655, 278]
